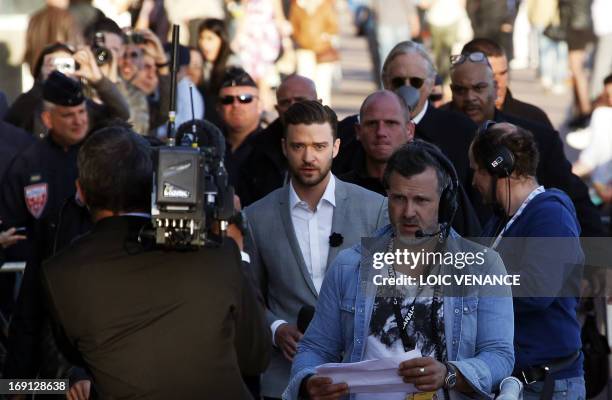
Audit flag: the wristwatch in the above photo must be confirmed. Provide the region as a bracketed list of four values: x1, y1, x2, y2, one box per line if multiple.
[444, 362, 457, 390]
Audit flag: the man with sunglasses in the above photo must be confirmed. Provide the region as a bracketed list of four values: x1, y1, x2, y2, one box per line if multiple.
[447, 50, 604, 238]
[333, 41, 484, 231]
[217, 67, 263, 189]
[461, 38, 554, 130]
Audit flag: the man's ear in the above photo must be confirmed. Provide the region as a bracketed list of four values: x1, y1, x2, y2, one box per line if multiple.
[332, 137, 341, 159]
[41, 110, 52, 130]
[355, 123, 362, 142]
[406, 121, 415, 142]
[281, 138, 287, 158]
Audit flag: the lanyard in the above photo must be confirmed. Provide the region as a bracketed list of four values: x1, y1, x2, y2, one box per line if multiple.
[386, 239, 441, 354]
[491, 186, 544, 249]
[388, 266, 419, 352]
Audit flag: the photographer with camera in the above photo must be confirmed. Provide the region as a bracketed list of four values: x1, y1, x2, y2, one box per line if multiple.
[83, 17, 125, 84]
[41, 124, 270, 399]
[118, 28, 172, 136]
[5, 39, 129, 138]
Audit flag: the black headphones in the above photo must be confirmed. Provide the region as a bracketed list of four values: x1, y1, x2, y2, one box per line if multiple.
[478, 120, 516, 178]
[486, 146, 515, 178]
[409, 140, 459, 237]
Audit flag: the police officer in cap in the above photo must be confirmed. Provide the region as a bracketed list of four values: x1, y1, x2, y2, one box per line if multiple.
[0, 71, 93, 380]
[0, 70, 88, 259]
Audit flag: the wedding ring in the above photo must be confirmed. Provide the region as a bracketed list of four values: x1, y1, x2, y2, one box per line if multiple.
[419, 367, 425, 374]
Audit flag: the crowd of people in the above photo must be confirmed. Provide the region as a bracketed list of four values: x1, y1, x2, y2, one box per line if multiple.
[0, 0, 611, 400]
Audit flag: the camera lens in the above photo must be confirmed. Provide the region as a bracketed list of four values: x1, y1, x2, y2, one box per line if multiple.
[93, 46, 112, 66]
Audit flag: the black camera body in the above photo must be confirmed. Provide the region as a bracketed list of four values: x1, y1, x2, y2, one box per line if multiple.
[92, 32, 112, 66]
[126, 31, 145, 45]
[152, 146, 206, 247]
[151, 120, 235, 249]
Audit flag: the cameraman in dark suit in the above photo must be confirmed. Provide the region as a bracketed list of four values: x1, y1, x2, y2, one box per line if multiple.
[41, 125, 270, 399]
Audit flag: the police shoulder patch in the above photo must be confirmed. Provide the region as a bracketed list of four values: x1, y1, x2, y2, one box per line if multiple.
[24, 183, 48, 219]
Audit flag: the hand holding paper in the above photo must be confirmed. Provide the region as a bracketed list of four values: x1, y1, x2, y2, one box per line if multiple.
[314, 350, 422, 394]
[398, 356, 448, 392]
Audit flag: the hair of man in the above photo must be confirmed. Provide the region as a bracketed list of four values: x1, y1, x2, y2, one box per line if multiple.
[470, 123, 539, 178]
[282, 100, 338, 139]
[382, 141, 451, 195]
[77, 123, 152, 213]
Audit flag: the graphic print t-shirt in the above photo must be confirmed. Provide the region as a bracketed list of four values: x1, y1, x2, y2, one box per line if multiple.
[357, 268, 447, 400]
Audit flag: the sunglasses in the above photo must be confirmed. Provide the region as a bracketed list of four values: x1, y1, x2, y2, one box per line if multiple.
[428, 93, 443, 102]
[390, 76, 425, 89]
[220, 94, 257, 105]
[450, 52, 491, 67]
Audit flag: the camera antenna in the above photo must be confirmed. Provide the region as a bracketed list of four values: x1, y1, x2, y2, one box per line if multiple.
[189, 86, 196, 122]
[166, 24, 180, 147]
[189, 86, 199, 146]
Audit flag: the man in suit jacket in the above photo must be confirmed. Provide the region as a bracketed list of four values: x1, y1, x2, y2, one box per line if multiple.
[42, 125, 270, 399]
[461, 38, 554, 129]
[245, 101, 387, 399]
[237, 74, 319, 207]
[332, 41, 486, 223]
[448, 54, 604, 237]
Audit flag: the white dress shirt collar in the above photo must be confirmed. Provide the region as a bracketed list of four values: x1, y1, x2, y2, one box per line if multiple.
[412, 100, 429, 125]
[288, 173, 336, 295]
[289, 173, 336, 210]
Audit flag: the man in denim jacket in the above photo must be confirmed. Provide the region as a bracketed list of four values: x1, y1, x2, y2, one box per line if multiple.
[284, 142, 514, 399]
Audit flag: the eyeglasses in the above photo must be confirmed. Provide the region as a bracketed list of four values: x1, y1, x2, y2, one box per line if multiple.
[390, 76, 425, 89]
[220, 94, 257, 105]
[450, 52, 491, 68]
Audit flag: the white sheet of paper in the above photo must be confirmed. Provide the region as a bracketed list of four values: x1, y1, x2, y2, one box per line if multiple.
[315, 350, 422, 394]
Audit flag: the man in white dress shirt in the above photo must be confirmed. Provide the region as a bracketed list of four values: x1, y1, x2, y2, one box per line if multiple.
[245, 100, 388, 399]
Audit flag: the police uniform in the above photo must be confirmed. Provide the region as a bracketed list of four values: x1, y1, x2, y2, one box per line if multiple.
[0, 135, 80, 259]
[1, 71, 90, 379]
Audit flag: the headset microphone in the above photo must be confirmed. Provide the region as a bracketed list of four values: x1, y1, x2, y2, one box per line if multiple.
[409, 140, 459, 241]
[415, 223, 448, 239]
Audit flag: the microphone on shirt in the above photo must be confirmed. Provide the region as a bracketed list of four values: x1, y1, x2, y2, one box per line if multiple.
[297, 305, 315, 334]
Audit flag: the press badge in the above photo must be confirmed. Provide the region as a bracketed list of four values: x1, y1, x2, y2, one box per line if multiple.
[407, 392, 437, 400]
